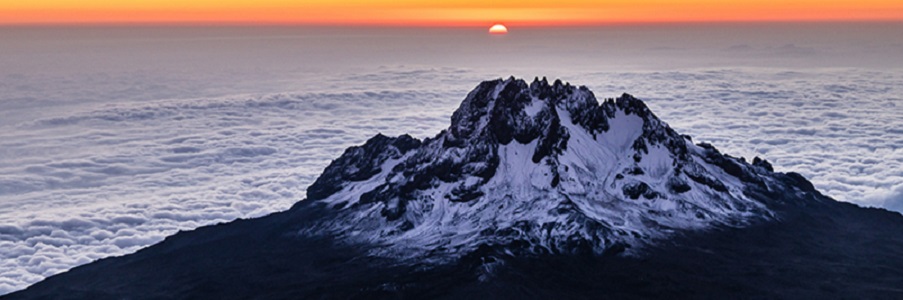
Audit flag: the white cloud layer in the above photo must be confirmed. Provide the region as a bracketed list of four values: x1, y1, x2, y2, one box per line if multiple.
[2, 67, 901, 294]
[0, 71, 474, 294]
[1, 25, 902, 294]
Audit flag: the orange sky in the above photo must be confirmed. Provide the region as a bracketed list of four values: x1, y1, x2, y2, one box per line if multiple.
[2, 0, 903, 25]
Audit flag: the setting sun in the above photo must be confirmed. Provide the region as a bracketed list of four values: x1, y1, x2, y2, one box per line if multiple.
[489, 24, 508, 34]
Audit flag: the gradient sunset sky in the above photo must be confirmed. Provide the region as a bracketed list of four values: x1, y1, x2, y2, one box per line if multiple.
[3, 0, 903, 25]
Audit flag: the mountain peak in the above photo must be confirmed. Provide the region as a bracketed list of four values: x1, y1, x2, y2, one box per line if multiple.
[449, 77, 652, 143]
[301, 77, 783, 258]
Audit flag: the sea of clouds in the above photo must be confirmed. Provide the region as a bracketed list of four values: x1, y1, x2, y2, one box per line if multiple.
[1, 25, 902, 294]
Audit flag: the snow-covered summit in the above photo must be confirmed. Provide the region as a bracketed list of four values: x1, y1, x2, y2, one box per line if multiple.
[301, 77, 795, 258]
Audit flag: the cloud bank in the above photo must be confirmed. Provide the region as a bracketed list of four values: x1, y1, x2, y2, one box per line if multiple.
[3, 24, 902, 295]
[1, 67, 901, 294]
[0, 73, 471, 294]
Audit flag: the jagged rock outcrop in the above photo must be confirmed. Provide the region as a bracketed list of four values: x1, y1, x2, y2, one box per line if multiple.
[297, 77, 797, 258]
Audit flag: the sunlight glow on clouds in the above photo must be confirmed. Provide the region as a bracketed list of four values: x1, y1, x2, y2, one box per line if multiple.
[1, 25, 901, 295]
[2, 0, 903, 24]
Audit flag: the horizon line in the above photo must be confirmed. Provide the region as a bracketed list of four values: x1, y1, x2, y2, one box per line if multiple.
[3, 19, 903, 28]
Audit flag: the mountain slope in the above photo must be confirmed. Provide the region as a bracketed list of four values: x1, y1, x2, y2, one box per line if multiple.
[301, 77, 776, 259]
[7, 77, 903, 299]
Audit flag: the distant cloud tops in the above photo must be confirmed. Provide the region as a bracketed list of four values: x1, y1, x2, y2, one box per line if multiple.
[1, 67, 901, 294]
